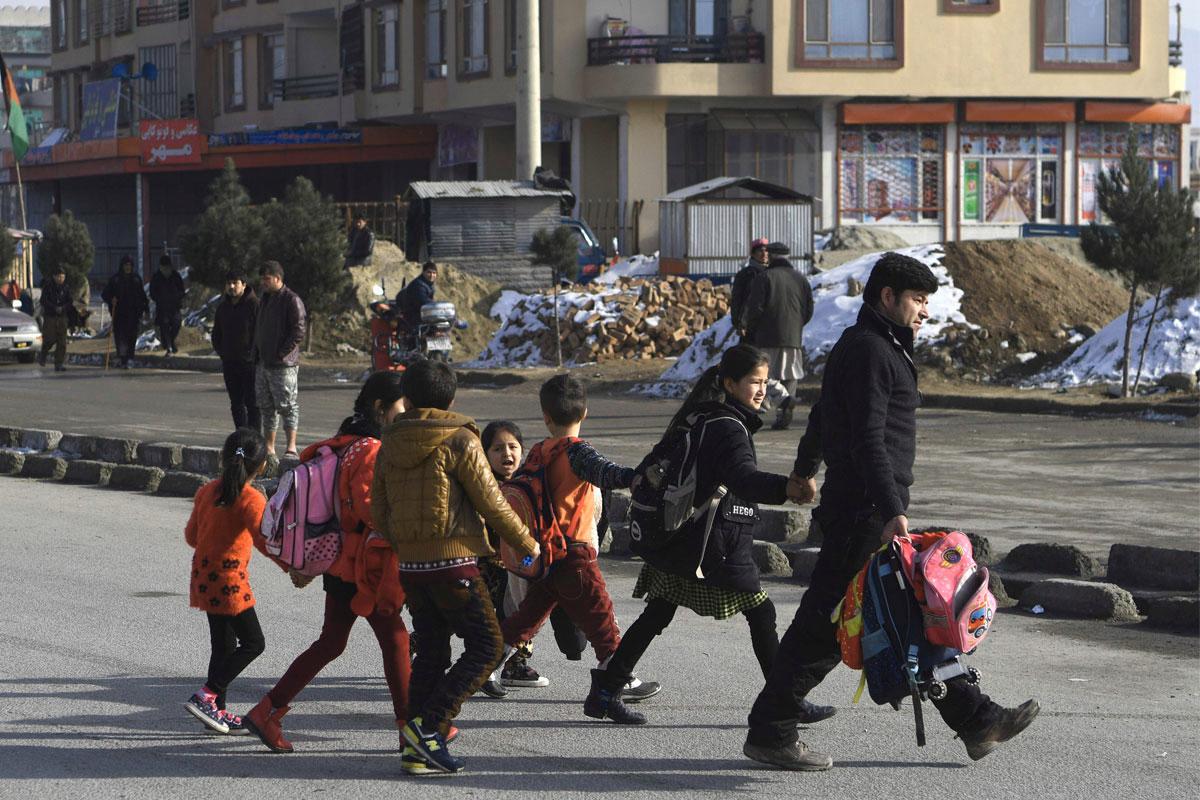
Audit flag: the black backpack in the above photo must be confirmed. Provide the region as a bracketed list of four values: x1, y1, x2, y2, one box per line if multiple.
[627, 412, 744, 555]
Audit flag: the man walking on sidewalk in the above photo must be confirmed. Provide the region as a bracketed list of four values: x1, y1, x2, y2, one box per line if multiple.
[212, 270, 260, 431]
[742, 245, 813, 430]
[253, 261, 305, 457]
[149, 255, 186, 354]
[743, 252, 1039, 772]
[37, 266, 72, 372]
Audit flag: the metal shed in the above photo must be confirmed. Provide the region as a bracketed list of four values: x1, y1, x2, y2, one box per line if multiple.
[404, 180, 573, 263]
[658, 177, 815, 279]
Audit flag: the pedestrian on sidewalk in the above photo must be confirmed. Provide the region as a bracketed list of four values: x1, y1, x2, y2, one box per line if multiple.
[253, 260, 306, 457]
[101, 255, 148, 369]
[372, 359, 540, 776]
[244, 371, 419, 754]
[742, 246, 814, 430]
[731, 238, 770, 337]
[149, 254, 186, 354]
[743, 252, 1039, 772]
[183, 427, 276, 736]
[37, 266, 72, 371]
[589, 345, 828, 725]
[212, 270, 261, 431]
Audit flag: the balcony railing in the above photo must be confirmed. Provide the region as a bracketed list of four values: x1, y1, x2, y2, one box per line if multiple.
[273, 74, 356, 102]
[137, 0, 191, 27]
[587, 32, 764, 66]
[91, 1, 133, 37]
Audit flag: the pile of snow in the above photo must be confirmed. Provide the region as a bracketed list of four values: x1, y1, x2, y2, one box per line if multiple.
[489, 290, 527, 321]
[642, 245, 969, 390]
[1031, 295, 1200, 387]
[594, 253, 660, 285]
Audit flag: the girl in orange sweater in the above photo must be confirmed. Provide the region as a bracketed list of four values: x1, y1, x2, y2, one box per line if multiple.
[184, 428, 273, 735]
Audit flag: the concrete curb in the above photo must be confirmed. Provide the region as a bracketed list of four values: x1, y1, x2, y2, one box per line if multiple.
[1108, 544, 1199, 592]
[21, 454, 67, 480]
[138, 442, 184, 470]
[181, 446, 222, 476]
[1019, 578, 1140, 621]
[0, 450, 26, 474]
[751, 540, 792, 577]
[63, 460, 114, 486]
[59, 434, 139, 464]
[156, 471, 208, 498]
[1001, 542, 1100, 579]
[0, 427, 63, 451]
[108, 465, 165, 493]
[1140, 596, 1200, 632]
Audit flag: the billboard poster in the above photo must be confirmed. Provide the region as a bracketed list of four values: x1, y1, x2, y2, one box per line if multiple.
[1080, 160, 1098, 223]
[438, 124, 478, 167]
[1040, 161, 1058, 221]
[139, 119, 203, 165]
[79, 79, 122, 141]
[1155, 160, 1175, 189]
[963, 160, 980, 221]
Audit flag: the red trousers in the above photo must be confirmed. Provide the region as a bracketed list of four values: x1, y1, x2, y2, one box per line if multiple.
[268, 586, 410, 720]
[500, 545, 621, 663]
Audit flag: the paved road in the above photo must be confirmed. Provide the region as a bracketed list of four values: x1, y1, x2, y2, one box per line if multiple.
[0, 480, 1196, 799]
[2, 363, 1197, 559]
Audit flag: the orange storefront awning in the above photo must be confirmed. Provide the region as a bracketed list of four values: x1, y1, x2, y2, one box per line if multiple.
[1084, 102, 1191, 124]
[964, 101, 1075, 123]
[840, 102, 956, 125]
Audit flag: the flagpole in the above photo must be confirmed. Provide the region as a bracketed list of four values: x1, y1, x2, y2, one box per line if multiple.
[13, 156, 26, 229]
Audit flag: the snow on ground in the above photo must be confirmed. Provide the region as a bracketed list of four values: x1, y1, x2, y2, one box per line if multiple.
[642, 245, 968, 391]
[489, 290, 527, 321]
[594, 253, 660, 285]
[1032, 294, 1200, 387]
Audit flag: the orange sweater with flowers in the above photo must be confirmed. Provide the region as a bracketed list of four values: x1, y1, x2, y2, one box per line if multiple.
[185, 480, 278, 616]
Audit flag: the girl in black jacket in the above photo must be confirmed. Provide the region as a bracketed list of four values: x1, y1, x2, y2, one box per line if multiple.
[596, 344, 832, 724]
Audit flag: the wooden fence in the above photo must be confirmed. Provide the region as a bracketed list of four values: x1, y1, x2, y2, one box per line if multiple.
[578, 198, 645, 256]
[334, 198, 408, 249]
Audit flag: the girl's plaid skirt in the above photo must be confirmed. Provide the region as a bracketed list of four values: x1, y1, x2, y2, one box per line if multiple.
[632, 563, 767, 620]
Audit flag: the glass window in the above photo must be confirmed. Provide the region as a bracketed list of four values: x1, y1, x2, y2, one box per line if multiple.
[225, 38, 244, 110]
[75, 0, 89, 45]
[374, 5, 400, 87]
[460, 0, 489, 75]
[839, 125, 944, 223]
[53, 0, 68, 49]
[960, 123, 1061, 224]
[1077, 122, 1181, 221]
[138, 44, 177, 121]
[427, 0, 447, 78]
[804, 0, 896, 62]
[1042, 0, 1132, 64]
[666, 114, 708, 191]
[259, 33, 284, 108]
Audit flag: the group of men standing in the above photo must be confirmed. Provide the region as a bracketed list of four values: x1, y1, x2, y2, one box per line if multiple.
[731, 238, 815, 431]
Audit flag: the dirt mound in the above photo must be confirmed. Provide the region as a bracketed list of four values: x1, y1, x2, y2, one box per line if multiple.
[826, 226, 909, 252]
[937, 240, 1127, 380]
[342, 241, 502, 361]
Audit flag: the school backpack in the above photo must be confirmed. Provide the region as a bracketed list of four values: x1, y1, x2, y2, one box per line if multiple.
[832, 531, 992, 746]
[498, 438, 587, 581]
[627, 412, 745, 556]
[261, 445, 345, 577]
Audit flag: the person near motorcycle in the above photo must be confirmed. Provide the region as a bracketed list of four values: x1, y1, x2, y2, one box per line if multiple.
[396, 262, 437, 330]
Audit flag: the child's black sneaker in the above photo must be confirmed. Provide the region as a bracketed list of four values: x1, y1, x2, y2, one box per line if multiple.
[402, 744, 453, 777]
[402, 717, 465, 774]
[621, 675, 661, 703]
[501, 657, 549, 688]
[184, 692, 230, 734]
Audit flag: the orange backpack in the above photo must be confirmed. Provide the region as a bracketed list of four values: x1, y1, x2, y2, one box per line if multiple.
[499, 438, 593, 580]
[834, 556, 873, 670]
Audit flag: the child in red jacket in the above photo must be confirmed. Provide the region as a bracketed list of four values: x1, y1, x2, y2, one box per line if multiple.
[184, 428, 274, 734]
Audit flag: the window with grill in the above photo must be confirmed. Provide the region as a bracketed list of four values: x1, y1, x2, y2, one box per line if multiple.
[839, 125, 944, 223]
[667, 114, 708, 192]
[374, 4, 400, 88]
[802, 0, 900, 65]
[458, 0, 489, 77]
[137, 44, 178, 122]
[1040, 0, 1137, 67]
[259, 33, 284, 108]
[427, 0, 447, 78]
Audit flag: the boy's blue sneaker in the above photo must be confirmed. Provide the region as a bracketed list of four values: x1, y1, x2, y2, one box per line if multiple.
[402, 744, 454, 777]
[401, 717, 465, 774]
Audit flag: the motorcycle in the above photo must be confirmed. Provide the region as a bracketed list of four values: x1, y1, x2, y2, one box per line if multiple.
[368, 285, 466, 372]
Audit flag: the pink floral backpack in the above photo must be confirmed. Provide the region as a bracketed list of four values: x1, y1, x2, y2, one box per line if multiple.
[896, 531, 996, 653]
[261, 446, 344, 576]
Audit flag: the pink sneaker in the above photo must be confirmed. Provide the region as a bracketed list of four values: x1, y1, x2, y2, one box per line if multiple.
[185, 691, 229, 734]
[218, 709, 251, 736]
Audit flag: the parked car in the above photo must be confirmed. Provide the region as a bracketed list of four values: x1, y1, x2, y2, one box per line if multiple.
[562, 216, 608, 283]
[0, 304, 42, 363]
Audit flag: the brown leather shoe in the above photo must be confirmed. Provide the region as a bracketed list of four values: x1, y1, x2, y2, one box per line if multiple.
[960, 699, 1040, 761]
[243, 696, 294, 753]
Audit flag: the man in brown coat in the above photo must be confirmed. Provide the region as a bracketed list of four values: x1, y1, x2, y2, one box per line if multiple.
[372, 358, 539, 776]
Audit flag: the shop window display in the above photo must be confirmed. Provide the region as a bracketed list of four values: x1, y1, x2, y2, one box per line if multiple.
[839, 125, 943, 223]
[959, 123, 1062, 224]
[1078, 123, 1181, 222]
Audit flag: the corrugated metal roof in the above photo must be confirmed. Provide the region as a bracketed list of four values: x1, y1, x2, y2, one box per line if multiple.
[407, 180, 573, 199]
[660, 176, 812, 202]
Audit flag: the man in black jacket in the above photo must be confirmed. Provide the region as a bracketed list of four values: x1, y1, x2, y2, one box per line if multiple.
[345, 215, 375, 268]
[743, 252, 1038, 771]
[211, 270, 260, 431]
[149, 255, 186, 354]
[37, 267, 72, 371]
[743, 250, 814, 430]
[397, 261, 437, 330]
[730, 238, 770, 335]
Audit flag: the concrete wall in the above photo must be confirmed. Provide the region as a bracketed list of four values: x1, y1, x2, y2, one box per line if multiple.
[580, 115, 619, 202]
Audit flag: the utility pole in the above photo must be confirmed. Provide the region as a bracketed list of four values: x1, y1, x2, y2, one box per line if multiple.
[515, 0, 540, 180]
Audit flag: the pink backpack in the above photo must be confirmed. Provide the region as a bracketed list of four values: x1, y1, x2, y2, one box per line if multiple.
[895, 531, 996, 654]
[261, 445, 344, 577]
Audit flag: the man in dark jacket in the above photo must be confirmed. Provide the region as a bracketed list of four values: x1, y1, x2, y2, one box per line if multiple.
[211, 270, 260, 431]
[37, 266, 72, 371]
[344, 216, 376, 268]
[731, 238, 770, 335]
[253, 260, 306, 456]
[397, 261, 437, 328]
[743, 250, 814, 430]
[744, 252, 1039, 771]
[101, 255, 149, 369]
[149, 255, 186, 354]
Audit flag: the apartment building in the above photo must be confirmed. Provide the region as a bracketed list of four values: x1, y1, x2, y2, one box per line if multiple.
[0, 4, 53, 144]
[1, 0, 1191, 280]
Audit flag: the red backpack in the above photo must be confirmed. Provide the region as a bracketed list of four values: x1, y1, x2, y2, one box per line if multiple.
[498, 438, 592, 581]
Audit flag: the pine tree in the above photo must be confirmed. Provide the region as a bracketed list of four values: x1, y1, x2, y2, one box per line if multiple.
[178, 158, 266, 288]
[531, 225, 580, 367]
[259, 176, 349, 316]
[1081, 129, 1199, 397]
[0, 229, 14, 280]
[37, 210, 94, 293]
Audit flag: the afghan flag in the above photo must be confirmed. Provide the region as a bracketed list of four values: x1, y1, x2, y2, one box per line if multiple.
[0, 53, 28, 162]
